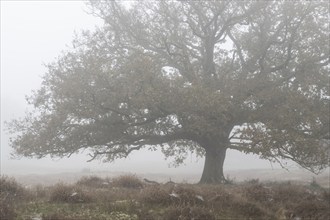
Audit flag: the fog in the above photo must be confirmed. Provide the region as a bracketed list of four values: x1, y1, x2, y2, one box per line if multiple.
[1, 1, 290, 177]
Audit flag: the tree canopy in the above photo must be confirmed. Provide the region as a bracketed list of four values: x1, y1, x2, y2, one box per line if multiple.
[8, 1, 329, 183]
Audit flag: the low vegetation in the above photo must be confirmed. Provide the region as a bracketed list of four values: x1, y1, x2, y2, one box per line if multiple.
[1, 175, 329, 220]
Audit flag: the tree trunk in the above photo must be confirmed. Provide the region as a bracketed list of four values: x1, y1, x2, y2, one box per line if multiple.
[199, 144, 227, 184]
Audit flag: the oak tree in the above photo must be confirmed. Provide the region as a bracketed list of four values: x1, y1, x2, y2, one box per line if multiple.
[8, 1, 329, 183]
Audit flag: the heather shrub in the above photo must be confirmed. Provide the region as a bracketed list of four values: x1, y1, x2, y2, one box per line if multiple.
[243, 182, 272, 202]
[202, 186, 233, 210]
[0, 175, 26, 201]
[76, 175, 111, 188]
[233, 201, 272, 219]
[112, 175, 143, 189]
[322, 189, 330, 202]
[162, 206, 181, 220]
[0, 176, 26, 219]
[139, 185, 171, 205]
[310, 177, 322, 189]
[172, 185, 203, 206]
[49, 183, 93, 203]
[189, 206, 216, 220]
[291, 200, 330, 220]
[29, 184, 48, 199]
[272, 183, 307, 203]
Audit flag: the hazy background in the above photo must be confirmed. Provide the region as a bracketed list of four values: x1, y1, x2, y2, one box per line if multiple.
[1, 1, 304, 179]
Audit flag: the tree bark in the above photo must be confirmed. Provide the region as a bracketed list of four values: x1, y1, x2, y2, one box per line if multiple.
[199, 143, 227, 184]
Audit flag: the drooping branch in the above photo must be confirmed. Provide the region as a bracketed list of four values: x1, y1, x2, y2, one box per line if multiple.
[86, 131, 198, 162]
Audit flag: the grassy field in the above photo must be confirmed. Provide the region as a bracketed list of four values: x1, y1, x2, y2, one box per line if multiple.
[1, 174, 329, 220]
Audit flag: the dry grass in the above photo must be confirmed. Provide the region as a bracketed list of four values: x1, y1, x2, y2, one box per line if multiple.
[2, 175, 329, 220]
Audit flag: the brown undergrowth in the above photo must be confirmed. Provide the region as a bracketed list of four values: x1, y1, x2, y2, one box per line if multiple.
[1, 175, 329, 220]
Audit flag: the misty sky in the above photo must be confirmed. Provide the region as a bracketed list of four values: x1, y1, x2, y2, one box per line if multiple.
[0, 1, 290, 176]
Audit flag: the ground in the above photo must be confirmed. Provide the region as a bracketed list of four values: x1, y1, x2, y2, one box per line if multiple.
[1, 174, 329, 220]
